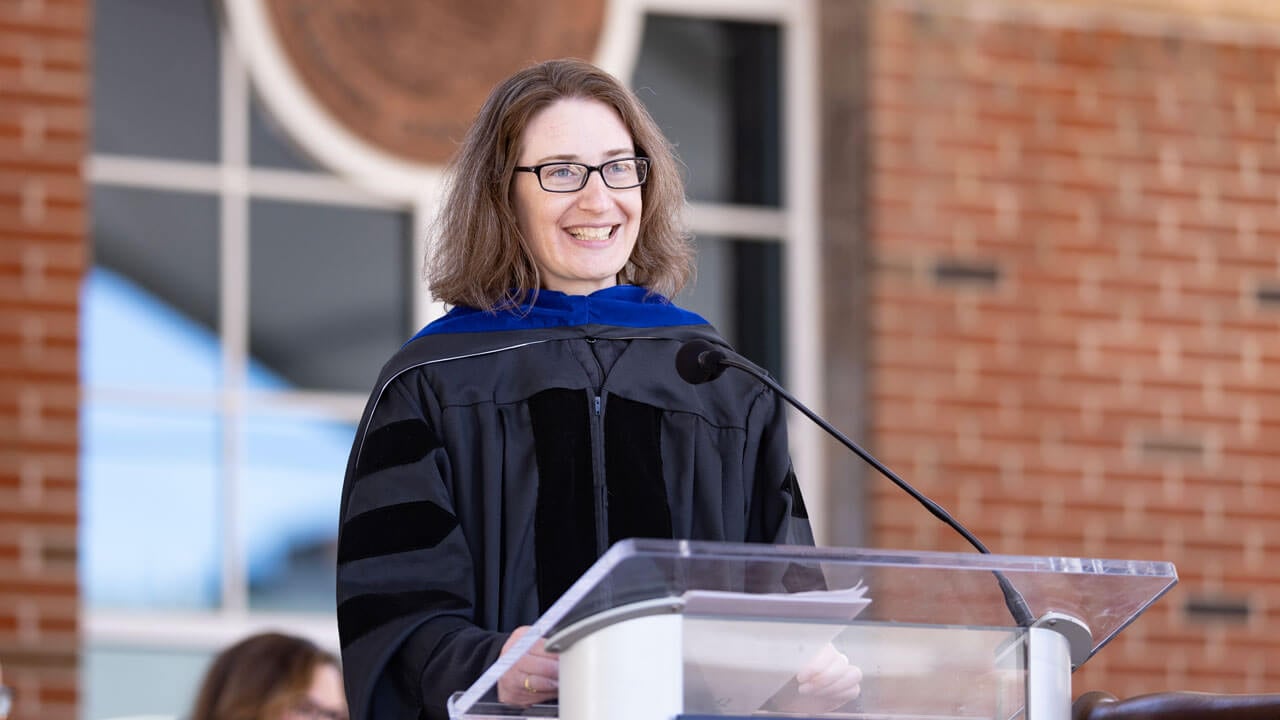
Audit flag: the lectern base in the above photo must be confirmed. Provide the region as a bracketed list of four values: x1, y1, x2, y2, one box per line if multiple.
[559, 612, 683, 720]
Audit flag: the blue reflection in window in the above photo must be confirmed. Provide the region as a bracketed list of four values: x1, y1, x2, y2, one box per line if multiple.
[81, 267, 352, 610]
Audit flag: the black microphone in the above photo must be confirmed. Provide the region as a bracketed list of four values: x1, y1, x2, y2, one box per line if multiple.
[675, 338, 1035, 628]
[675, 339, 728, 384]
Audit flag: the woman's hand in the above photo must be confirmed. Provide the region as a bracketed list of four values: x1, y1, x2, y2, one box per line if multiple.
[497, 626, 560, 706]
[769, 643, 863, 714]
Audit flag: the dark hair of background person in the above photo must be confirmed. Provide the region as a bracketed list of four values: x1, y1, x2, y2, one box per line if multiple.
[425, 57, 694, 311]
[188, 631, 339, 720]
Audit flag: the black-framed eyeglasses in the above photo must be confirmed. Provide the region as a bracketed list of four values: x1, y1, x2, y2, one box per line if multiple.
[0, 684, 12, 719]
[515, 157, 649, 193]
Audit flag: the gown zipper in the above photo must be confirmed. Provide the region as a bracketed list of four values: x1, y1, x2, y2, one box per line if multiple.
[585, 337, 610, 556]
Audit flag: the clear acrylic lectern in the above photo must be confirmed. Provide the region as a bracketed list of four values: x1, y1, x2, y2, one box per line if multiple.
[448, 539, 1177, 720]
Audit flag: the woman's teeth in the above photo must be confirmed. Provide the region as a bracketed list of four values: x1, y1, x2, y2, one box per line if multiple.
[568, 226, 613, 241]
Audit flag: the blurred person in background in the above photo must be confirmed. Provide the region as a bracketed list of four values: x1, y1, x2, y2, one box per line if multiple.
[0, 659, 10, 720]
[188, 632, 347, 720]
[336, 57, 859, 720]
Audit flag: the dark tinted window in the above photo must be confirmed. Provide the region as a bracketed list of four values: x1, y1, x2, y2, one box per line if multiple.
[92, 0, 220, 160]
[248, 199, 412, 392]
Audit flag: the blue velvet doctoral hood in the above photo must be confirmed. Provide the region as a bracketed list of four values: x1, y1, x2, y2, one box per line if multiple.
[409, 285, 708, 340]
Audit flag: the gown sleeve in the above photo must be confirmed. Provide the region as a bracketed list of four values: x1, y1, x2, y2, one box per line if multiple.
[336, 376, 506, 720]
[744, 382, 816, 547]
[741, 380, 827, 596]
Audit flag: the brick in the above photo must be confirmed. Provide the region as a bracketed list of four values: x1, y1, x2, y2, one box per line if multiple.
[0, 7, 84, 720]
[0, 4, 88, 36]
[860, 1, 1280, 699]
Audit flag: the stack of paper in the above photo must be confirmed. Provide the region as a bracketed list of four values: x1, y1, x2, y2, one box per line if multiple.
[681, 582, 872, 714]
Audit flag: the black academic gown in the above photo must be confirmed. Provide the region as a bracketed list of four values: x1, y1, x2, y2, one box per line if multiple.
[336, 285, 814, 720]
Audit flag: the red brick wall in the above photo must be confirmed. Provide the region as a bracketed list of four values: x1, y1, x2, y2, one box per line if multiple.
[0, 1, 88, 718]
[858, 0, 1280, 698]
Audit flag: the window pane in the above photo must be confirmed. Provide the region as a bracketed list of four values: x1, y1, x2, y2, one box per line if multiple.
[680, 235, 785, 382]
[681, 234, 737, 341]
[89, 188, 220, 390]
[80, 403, 221, 610]
[250, 92, 322, 171]
[731, 240, 786, 381]
[242, 413, 350, 612]
[92, 0, 219, 161]
[633, 16, 782, 206]
[249, 200, 411, 393]
[83, 644, 212, 719]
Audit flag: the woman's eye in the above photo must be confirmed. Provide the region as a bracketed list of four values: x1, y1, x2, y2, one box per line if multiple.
[546, 165, 579, 179]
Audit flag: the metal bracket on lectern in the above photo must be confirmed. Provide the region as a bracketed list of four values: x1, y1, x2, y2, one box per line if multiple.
[1033, 611, 1092, 669]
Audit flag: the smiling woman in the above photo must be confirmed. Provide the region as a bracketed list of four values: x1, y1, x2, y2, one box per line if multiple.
[333, 58, 846, 720]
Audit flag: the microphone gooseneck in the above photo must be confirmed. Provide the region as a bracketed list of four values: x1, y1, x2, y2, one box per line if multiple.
[676, 339, 1036, 628]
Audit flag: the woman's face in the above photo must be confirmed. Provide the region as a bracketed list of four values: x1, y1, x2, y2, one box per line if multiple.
[512, 97, 642, 296]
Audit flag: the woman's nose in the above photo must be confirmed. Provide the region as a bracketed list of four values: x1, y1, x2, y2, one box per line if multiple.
[575, 170, 612, 208]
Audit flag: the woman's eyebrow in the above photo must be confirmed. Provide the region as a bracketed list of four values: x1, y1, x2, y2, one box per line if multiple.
[528, 147, 636, 165]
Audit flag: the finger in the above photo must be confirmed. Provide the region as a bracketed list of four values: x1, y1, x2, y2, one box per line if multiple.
[525, 639, 560, 661]
[516, 654, 560, 682]
[797, 653, 851, 694]
[508, 635, 561, 667]
[820, 667, 863, 702]
[500, 626, 533, 656]
[504, 636, 559, 675]
[800, 667, 861, 705]
[499, 674, 539, 706]
[514, 648, 560, 671]
[795, 643, 840, 683]
[522, 672, 558, 695]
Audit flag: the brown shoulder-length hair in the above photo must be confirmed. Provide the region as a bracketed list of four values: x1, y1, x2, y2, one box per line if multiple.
[425, 57, 693, 310]
[188, 632, 340, 720]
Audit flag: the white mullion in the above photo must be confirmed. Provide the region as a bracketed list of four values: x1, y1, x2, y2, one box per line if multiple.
[84, 386, 223, 412]
[86, 154, 407, 209]
[686, 202, 786, 241]
[782, 0, 826, 543]
[87, 610, 340, 654]
[595, 0, 644, 81]
[85, 155, 222, 194]
[86, 386, 366, 418]
[243, 389, 367, 422]
[219, 30, 251, 616]
[249, 166, 412, 208]
[639, 0, 791, 22]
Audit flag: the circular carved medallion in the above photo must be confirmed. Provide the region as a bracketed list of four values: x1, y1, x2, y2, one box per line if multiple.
[264, 0, 606, 165]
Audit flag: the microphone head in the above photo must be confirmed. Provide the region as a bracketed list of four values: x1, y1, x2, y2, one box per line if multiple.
[675, 339, 727, 384]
